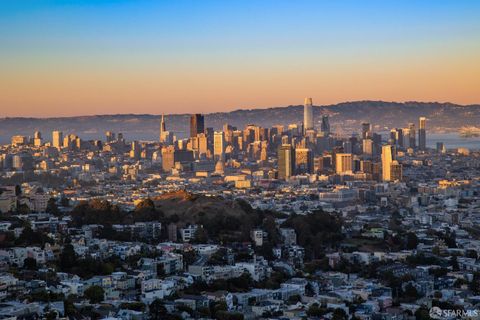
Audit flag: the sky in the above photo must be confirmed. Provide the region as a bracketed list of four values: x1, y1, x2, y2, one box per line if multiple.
[0, 0, 479, 117]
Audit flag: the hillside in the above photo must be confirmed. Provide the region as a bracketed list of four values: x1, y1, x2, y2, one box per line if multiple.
[151, 190, 257, 224]
[1, 101, 479, 143]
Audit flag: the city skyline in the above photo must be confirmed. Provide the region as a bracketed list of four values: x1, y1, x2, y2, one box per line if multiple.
[1, 2, 480, 318]
[1, 0, 480, 117]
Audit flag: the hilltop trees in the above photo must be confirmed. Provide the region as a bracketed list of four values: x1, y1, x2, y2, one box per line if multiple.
[281, 210, 344, 259]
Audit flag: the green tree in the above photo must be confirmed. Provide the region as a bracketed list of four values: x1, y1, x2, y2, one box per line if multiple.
[46, 198, 60, 216]
[403, 283, 419, 300]
[84, 285, 104, 304]
[23, 257, 37, 270]
[332, 308, 348, 320]
[470, 272, 480, 294]
[406, 232, 419, 250]
[149, 299, 168, 320]
[45, 310, 58, 320]
[414, 306, 431, 320]
[307, 304, 327, 317]
[192, 226, 209, 243]
[64, 295, 77, 318]
[60, 244, 77, 271]
[60, 196, 70, 207]
[119, 302, 146, 312]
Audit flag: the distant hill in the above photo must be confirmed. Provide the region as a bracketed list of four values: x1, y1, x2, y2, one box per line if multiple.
[1, 101, 479, 143]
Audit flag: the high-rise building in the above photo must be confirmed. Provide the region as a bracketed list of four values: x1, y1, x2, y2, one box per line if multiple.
[295, 148, 313, 174]
[33, 131, 43, 147]
[390, 128, 404, 148]
[303, 98, 313, 134]
[278, 144, 295, 180]
[161, 146, 175, 172]
[436, 142, 446, 154]
[52, 130, 63, 149]
[381, 145, 394, 181]
[160, 114, 166, 134]
[418, 117, 426, 150]
[408, 123, 416, 149]
[362, 139, 374, 156]
[159, 115, 174, 144]
[105, 131, 115, 143]
[361, 123, 371, 139]
[390, 160, 403, 181]
[161, 146, 194, 172]
[190, 114, 205, 138]
[130, 141, 141, 159]
[320, 115, 330, 135]
[335, 153, 353, 174]
[402, 128, 411, 149]
[213, 131, 225, 162]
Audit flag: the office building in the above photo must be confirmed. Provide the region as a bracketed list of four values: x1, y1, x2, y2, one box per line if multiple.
[105, 131, 115, 143]
[303, 97, 313, 133]
[436, 142, 446, 154]
[295, 148, 313, 174]
[335, 153, 353, 174]
[213, 131, 225, 162]
[278, 144, 295, 180]
[418, 117, 426, 150]
[320, 115, 330, 135]
[408, 123, 416, 149]
[381, 145, 395, 181]
[159, 114, 174, 144]
[390, 160, 403, 181]
[361, 123, 371, 139]
[362, 139, 374, 156]
[190, 114, 205, 138]
[52, 130, 63, 149]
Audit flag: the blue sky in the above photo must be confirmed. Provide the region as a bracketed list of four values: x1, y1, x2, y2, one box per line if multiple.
[1, 0, 479, 116]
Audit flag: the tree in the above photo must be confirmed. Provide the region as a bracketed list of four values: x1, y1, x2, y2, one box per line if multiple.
[450, 255, 459, 271]
[307, 304, 327, 317]
[64, 295, 77, 318]
[414, 306, 431, 320]
[135, 198, 155, 212]
[46, 198, 60, 216]
[119, 302, 146, 312]
[23, 257, 37, 270]
[403, 283, 419, 300]
[470, 272, 480, 294]
[84, 285, 104, 304]
[45, 310, 58, 320]
[287, 294, 301, 304]
[332, 308, 348, 320]
[60, 244, 77, 271]
[149, 299, 168, 320]
[406, 232, 419, 250]
[60, 196, 70, 207]
[192, 226, 209, 243]
[15, 185, 22, 196]
[17, 203, 31, 214]
[215, 311, 244, 320]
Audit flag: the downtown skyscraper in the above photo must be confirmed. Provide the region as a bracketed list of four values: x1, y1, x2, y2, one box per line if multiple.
[303, 97, 313, 133]
[418, 117, 427, 150]
[190, 114, 205, 138]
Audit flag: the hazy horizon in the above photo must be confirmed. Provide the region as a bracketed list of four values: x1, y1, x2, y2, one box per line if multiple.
[0, 99, 479, 119]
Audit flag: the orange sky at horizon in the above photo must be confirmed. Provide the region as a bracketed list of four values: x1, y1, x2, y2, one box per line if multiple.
[1, 50, 479, 117]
